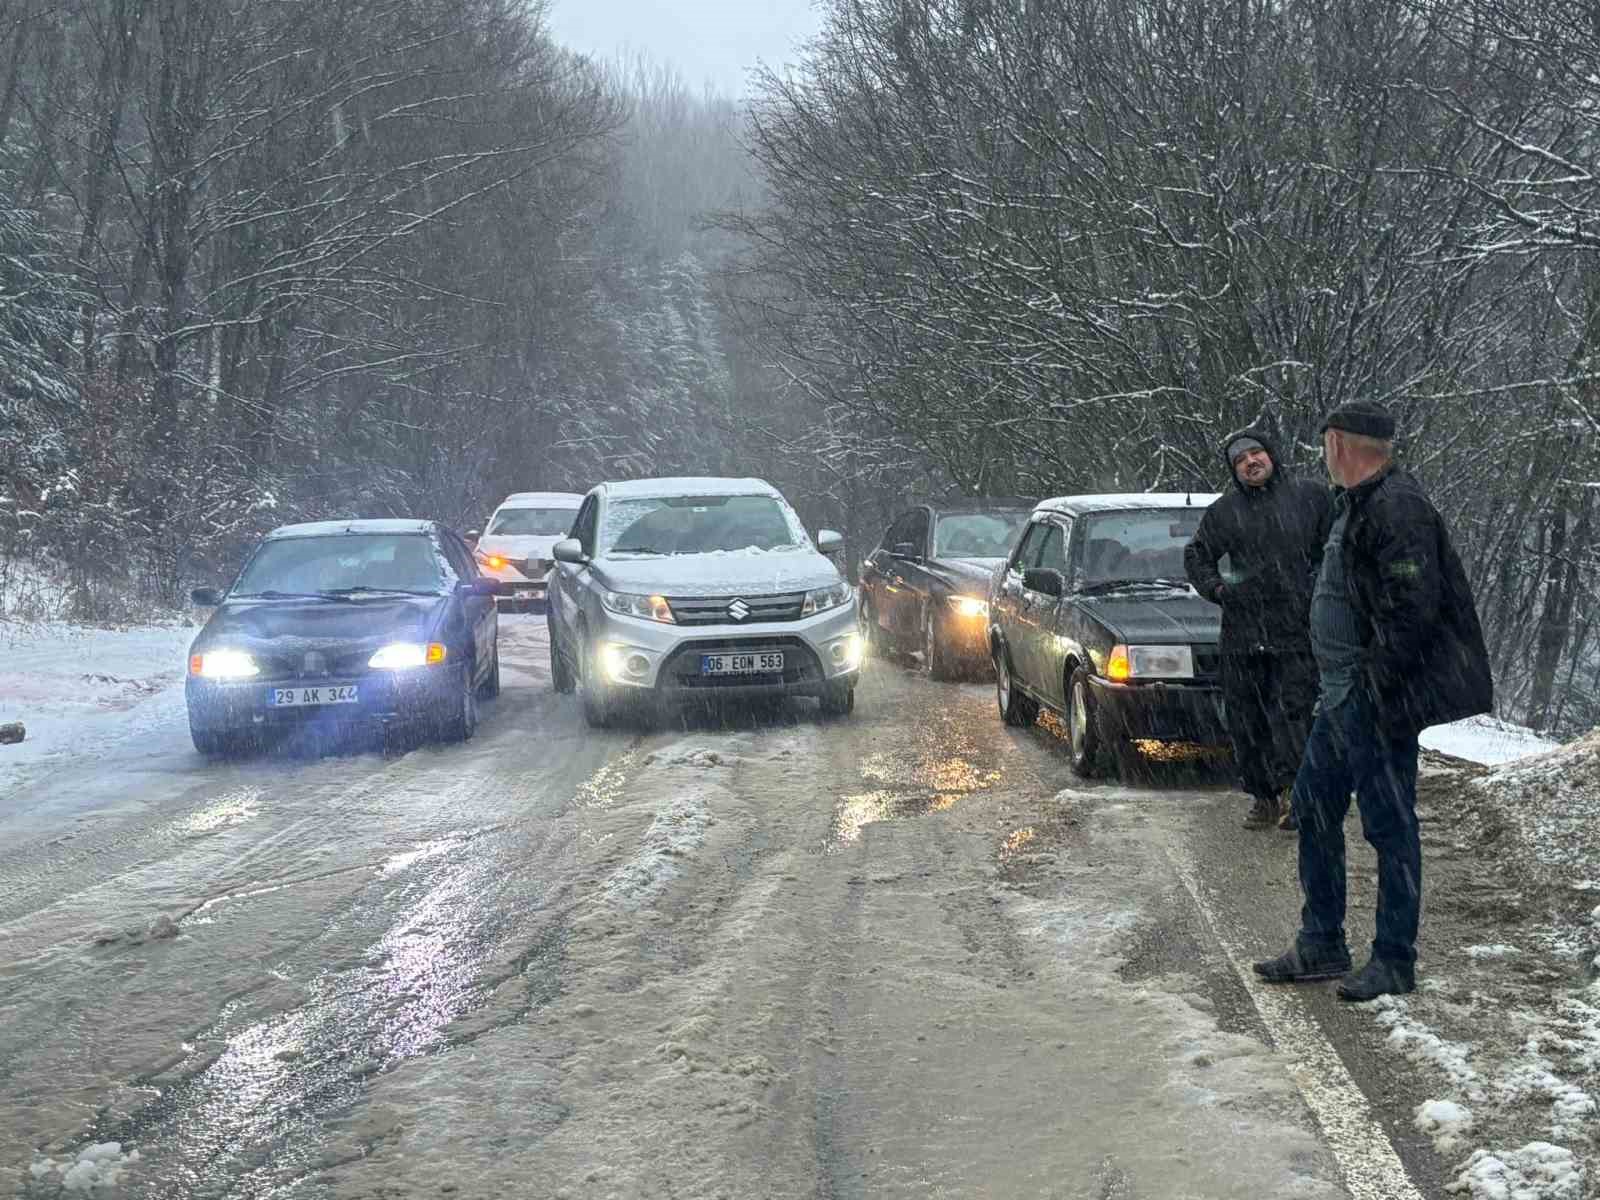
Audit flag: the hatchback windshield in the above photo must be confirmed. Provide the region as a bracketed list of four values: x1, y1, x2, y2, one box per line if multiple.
[933, 511, 1029, 558]
[233, 534, 448, 595]
[486, 507, 576, 537]
[601, 495, 805, 556]
[1080, 509, 1204, 586]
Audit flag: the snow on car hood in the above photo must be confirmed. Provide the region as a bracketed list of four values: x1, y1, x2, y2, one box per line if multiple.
[477, 534, 563, 560]
[592, 547, 842, 597]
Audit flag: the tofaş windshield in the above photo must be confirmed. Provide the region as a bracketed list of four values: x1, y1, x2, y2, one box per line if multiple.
[601, 495, 807, 556]
[486, 507, 576, 537]
[933, 511, 1029, 558]
[232, 534, 449, 596]
[1081, 510, 1203, 587]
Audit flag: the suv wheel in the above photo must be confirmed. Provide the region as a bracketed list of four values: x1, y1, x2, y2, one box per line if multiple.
[819, 681, 855, 717]
[1066, 665, 1109, 777]
[577, 626, 615, 728]
[548, 612, 575, 693]
[995, 644, 1038, 727]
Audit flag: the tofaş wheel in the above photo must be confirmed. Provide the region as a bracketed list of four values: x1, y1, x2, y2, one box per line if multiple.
[442, 661, 479, 742]
[1065, 664, 1111, 777]
[994, 643, 1038, 727]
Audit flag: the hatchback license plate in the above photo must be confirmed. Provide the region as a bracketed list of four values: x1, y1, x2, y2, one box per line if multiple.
[269, 684, 359, 707]
[700, 652, 783, 676]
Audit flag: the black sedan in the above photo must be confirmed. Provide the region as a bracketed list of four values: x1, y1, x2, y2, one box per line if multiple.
[987, 493, 1227, 776]
[859, 498, 1034, 679]
[185, 519, 503, 755]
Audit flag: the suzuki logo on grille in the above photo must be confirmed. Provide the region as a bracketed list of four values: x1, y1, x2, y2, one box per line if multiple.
[302, 651, 327, 676]
[727, 598, 751, 621]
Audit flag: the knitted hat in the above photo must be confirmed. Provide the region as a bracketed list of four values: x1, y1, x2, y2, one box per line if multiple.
[1321, 400, 1396, 439]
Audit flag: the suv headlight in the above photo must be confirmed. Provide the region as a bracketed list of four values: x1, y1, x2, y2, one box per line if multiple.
[1106, 643, 1194, 681]
[602, 591, 675, 623]
[801, 580, 853, 616]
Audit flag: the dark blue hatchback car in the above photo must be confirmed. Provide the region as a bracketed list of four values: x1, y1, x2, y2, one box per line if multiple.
[185, 519, 503, 755]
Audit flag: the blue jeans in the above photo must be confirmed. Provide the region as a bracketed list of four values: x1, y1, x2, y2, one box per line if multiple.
[1293, 688, 1421, 966]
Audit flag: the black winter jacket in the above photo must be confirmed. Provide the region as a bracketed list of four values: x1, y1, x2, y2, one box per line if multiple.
[1339, 465, 1493, 738]
[1184, 427, 1334, 656]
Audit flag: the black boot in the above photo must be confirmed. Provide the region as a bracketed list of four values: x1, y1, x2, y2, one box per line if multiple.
[1277, 788, 1298, 831]
[1242, 795, 1277, 830]
[1252, 939, 1352, 983]
[1337, 958, 1415, 1001]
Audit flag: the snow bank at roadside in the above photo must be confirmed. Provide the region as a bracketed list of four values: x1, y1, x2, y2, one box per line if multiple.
[29, 1142, 141, 1192]
[0, 622, 196, 795]
[1421, 715, 1558, 766]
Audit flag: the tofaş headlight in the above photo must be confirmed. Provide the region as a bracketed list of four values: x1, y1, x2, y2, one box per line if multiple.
[189, 649, 260, 679]
[601, 591, 676, 623]
[368, 642, 447, 669]
[1106, 643, 1193, 681]
[801, 580, 853, 616]
[947, 595, 988, 619]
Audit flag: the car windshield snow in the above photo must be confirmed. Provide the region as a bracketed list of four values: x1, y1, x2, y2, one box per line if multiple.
[1080, 509, 1203, 588]
[602, 494, 806, 556]
[486, 507, 576, 537]
[933, 511, 1029, 558]
[233, 534, 449, 596]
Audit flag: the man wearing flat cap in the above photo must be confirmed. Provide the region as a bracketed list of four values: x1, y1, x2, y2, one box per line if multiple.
[1253, 400, 1493, 1001]
[1185, 425, 1332, 831]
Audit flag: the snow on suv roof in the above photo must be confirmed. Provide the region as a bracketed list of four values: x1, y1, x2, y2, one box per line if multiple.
[1035, 492, 1221, 515]
[266, 519, 438, 539]
[597, 476, 781, 501]
[497, 491, 583, 508]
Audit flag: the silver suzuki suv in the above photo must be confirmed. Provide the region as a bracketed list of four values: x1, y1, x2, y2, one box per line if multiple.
[546, 477, 861, 726]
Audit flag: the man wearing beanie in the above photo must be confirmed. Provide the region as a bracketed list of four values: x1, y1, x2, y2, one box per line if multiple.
[1185, 426, 1332, 831]
[1253, 400, 1493, 1001]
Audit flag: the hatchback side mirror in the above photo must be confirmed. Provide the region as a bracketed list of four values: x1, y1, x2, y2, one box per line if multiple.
[459, 578, 503, 597]
[191, 586, 224, 606]
[1022, 568, 1063, 598]
[465, 529, 481, 548]
[891, 541, 920, 560]
[552, 537, 587, 565]
[817, 529, 844, 554]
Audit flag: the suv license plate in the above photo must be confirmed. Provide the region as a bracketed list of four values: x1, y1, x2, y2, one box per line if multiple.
[700, 652, 783, 676]
[269, 684, 359, 707]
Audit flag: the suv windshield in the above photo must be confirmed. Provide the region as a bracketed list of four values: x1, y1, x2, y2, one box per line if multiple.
[933, 511, 1029, 558]
[486, 507, 576, 537]
[1080, 509, 1203, 587]
[233, 534, 448, 596]
[601, 495, 805, 556]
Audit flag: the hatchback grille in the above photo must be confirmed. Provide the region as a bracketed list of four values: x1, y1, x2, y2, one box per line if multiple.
[253, 650, 374, 681]
[667, 592, 806, 626]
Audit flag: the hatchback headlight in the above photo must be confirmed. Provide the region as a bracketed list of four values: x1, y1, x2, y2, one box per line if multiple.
[369, 642, 447, 669]
[801, 580, 853, 616]
[189, 649, 259, 679]
[1106, 643, 1193, 681]
[601, 591, 675, 623]
[947, 595, 988, 619]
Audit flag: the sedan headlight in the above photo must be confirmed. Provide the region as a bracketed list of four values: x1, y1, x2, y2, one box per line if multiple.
[1106, 643, 1194, 681]
[947, 595, 988, 619]
[601, 591, 676, 623]
[801, 580, 853, 616]
[368, 642, 447, 669]
[188, 649, 259, 679]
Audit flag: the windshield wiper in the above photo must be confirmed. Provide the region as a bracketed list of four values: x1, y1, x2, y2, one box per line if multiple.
[316, 586, 440, 597]
[234, 589, 340, 600]
[1080, 578, 1192, 595]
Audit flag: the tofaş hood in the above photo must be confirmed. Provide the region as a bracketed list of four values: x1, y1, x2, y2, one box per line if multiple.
[1219, 425, 1284, 493]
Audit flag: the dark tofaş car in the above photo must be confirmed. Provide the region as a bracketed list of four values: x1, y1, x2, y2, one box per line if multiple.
[987, 493, 1226, 776]
[859, 498, 1035, 678]
[185, 519, 503, 756]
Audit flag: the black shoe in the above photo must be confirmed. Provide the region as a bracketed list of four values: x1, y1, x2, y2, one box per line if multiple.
[1277, 800, 1298, 832]
[1242, 795, 1277, 830]
[1337, 958, 1415, 1002]
[1252, 941, 1352, 983]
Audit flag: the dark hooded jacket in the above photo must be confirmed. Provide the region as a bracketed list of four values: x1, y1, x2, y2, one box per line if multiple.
[1339, 465, 1493, 737]
[1184, 426, 1334, 656]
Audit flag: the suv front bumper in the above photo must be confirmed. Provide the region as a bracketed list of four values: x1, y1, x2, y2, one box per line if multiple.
[587, 602, 862, 701]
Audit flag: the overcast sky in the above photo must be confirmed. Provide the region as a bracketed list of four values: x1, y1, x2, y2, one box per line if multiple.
[544, 0, 824, 97]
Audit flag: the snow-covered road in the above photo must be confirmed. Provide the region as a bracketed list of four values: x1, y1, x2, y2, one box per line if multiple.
[0, 618, 1587, 1198]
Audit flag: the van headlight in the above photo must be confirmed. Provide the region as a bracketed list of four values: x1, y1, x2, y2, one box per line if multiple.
[601, 591, 676, 623]
[801, 581, 853, 616]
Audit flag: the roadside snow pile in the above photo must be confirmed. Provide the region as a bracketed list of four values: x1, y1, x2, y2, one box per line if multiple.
[1474, 731, 1600, 888]
[1421, 715, 1558, 766]
[29, 1142, 141, 1191]
[0, 622, 195, 793]
[1371, 995, 1482, 1097]
[1415, 1099, 1475, 1154]
[1448, 1142, 1585, 1200]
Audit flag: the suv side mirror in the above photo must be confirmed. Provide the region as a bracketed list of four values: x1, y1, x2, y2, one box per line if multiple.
[1022, 568, 1063, 598]
[191, 586, 224, 606]
[817, 529, 844, 554]
[552, 537, 587, 565]
[891, 541, 920, 560]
